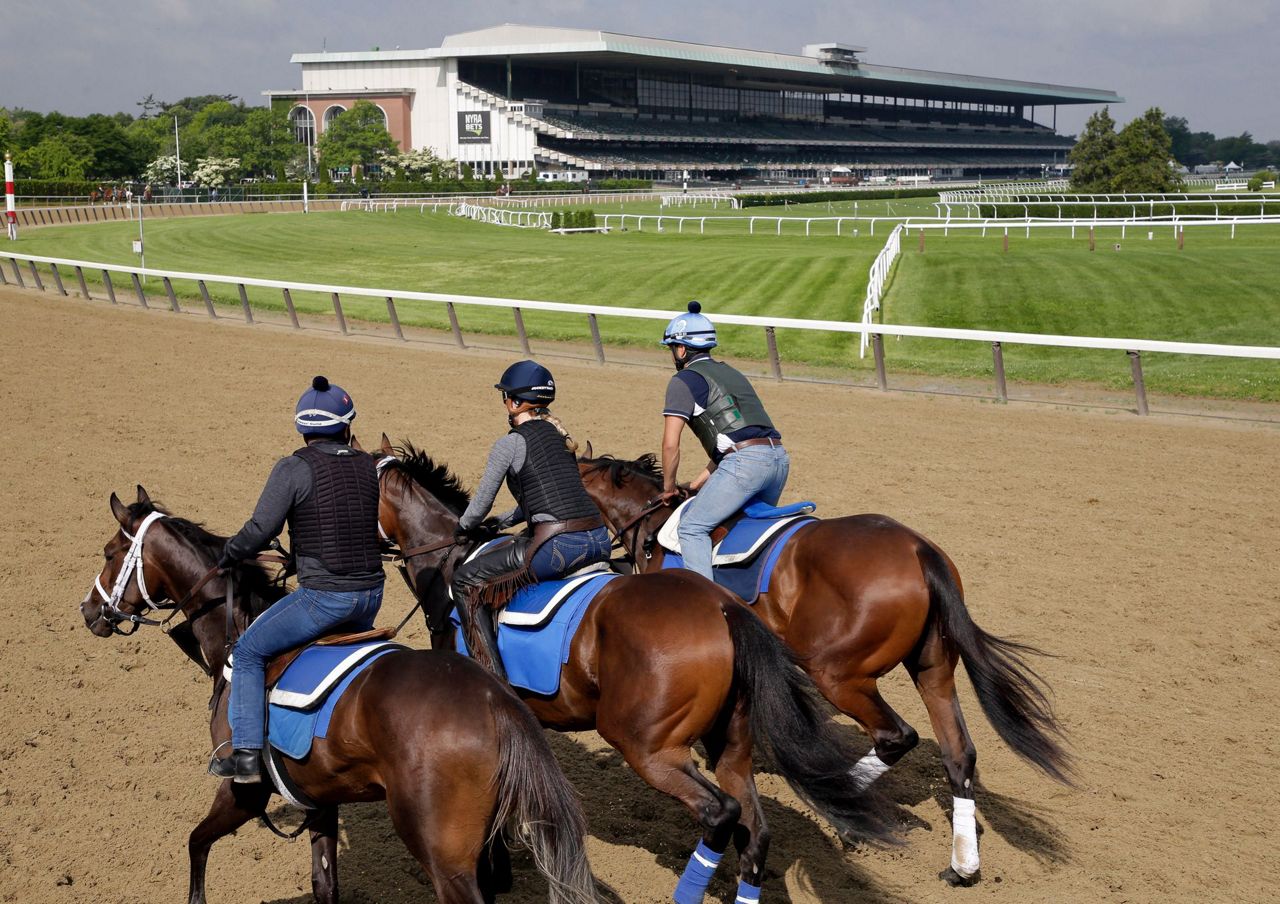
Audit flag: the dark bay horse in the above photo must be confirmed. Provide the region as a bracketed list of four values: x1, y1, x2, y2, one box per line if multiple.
[375, 441, 893, 901]
[80, 487, 599, 904]
[577, 450, 1074, 885]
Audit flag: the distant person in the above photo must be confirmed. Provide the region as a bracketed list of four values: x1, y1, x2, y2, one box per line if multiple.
[143, 185, 153, 203]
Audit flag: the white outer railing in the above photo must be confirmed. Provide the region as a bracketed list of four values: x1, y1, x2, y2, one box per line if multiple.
[3, 251, 1277, 417]
[661, 193, 741, 210]
[449, 202, 551, 229]
[860, 225, 904, 357]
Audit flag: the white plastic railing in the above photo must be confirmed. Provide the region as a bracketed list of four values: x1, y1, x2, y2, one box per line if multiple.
[4, 251, 1278, 416]
[860, 225, 904, 357]
[661, 193, 741, 210]
[449, 202, 552, 229]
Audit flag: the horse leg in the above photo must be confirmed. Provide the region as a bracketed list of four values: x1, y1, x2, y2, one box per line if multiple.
[384, 786, 487, 904]
[614, 743, 741, 904]
[906, 641, 980, 886]
[812, 673, 919, 790]
[705, 707, 769, 903]
[187, 780, 271, 904]
[308, 806, 340, 904]
[476, 832, 512, 904]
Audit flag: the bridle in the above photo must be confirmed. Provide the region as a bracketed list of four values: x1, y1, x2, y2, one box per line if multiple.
[605, 494, 677, 567]
[88, 511, 172, 635]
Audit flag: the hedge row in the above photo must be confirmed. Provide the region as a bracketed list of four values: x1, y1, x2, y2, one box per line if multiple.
[550, 210, 598, 230]
[736, 187, 941, 207]
[975, 202, 1272, 219]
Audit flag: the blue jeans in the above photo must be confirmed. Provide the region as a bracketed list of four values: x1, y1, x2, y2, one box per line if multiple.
[678, 445, 790, 581]
[528, 526, 612, 581]
[229, 585, 382, 750]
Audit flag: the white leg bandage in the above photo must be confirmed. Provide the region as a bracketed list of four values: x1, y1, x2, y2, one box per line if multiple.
[951, 796, 980, 877]
[849, 748, 892, 790]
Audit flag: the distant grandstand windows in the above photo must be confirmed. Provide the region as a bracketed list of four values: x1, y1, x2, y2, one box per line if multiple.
[323, 105, 346, 131]
[290, 106, 315, 145]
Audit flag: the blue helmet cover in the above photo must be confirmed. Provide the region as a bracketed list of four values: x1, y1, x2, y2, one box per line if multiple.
[662, 300, 718, 349]
[295, 375, 356, 435]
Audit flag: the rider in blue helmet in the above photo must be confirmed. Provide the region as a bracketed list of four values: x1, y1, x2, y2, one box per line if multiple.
[660, 302, 790, 581]
[450, 360, 610, 681]
[211, 376, 384, 783]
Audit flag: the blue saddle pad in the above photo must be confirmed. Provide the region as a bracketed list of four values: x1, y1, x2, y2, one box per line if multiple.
[455, 573, 618, 696]
[743, 500, 817, 520]
[665, 518, 814, 603]
[266, 641, 402, 760]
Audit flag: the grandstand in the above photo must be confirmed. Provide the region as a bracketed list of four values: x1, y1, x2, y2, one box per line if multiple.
[265, 24, 1119, 182]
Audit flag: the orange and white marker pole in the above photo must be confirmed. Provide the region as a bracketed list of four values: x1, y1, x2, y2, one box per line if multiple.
[4, 151, 16, 240]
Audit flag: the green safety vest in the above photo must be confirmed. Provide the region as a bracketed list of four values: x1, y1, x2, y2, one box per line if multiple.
[684, 358, 776, 459]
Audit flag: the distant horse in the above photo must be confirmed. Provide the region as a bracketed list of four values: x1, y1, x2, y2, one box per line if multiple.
[80, 486, 600, 904]
[578, 449, 1074, 885]
[375, 440, 893, 902]
[88, 189, 100, 205]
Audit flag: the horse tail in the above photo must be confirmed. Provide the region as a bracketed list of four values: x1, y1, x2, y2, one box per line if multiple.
[916, 541, 1075, 785]
[489, 689, 602, 904]
[721, 601, 894, 846]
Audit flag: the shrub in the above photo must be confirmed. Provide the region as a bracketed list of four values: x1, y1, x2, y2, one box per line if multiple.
[736, 187, 940, 207]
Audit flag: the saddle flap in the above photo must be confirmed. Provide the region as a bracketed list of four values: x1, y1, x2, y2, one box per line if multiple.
[268, 641, 403, 710]
[498, 573, 605, 628]
[657, 496, 818, 567]
[262, 626, 398, 687]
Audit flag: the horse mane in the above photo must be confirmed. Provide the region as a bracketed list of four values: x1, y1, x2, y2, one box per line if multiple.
[126, 500, 283, 615]
[380, 442, 472, 515]
[579, 452, 663, 489]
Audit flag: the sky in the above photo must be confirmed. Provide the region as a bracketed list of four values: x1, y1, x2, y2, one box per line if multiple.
[2, 0, 1276, 141]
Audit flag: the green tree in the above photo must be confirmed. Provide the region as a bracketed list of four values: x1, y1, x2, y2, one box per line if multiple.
[222, 107, 295, 178]
[22, 134, 95, 178]
[316, 101, 397, 178]
[1163, 115, 1191, 163]
[1111, 107, 1178, 192]
[1068, 106, 1118, 191]
[0, 112, 11, 157]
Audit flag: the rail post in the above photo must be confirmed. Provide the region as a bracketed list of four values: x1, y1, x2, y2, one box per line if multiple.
[513, 307, 532, 355]
[49, 263, 68, 296]
[385, 297, 405, 340]
[872, 333, 887, 390]
[237, 283, 253, 323]
[162, 276, 180, 312]
[198, 280, 217, 318]
[0, 258, 7, 285]
[331, 292, 348, 335]
[1127, 351, 1149, 416]
[102, 270, 117, 304]
[587, 313, 605, 364]
[1089, 226, 1095, 252]
[281, 288, 301, 329]
[992, 342, 1008, 402]
[918, 229, 925, 253]
[29, 260, 46, 290]
[1003, 233, 1009, 253]
[130, 272, 148, 307]
[74, 266, 90, 299]
[765, 326, 783, 381]
[446, 302, 466, 348]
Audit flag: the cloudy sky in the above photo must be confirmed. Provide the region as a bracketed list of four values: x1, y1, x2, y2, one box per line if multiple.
[2, 0, 1276, 140]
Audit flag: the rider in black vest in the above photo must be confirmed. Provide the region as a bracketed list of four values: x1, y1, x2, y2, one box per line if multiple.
[211, 376, 384, 783]
[450, 360, 610, 681]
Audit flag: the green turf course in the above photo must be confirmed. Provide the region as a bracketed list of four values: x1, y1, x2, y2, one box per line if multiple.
[9, 207, 1280, 400]
[885, 224, 1280, 400]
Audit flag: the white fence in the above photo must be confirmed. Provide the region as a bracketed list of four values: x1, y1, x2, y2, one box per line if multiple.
[661, 192, 741, 210]
[449, 202, 551, 229]
[4, 250, 1278, 417]
[860, 225, 904, 357]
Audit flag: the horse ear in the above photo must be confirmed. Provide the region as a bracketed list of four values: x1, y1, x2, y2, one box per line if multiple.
[380, 433, 394, 456]
[349, 434, 365, 453]
[583, 440, 594, 459]
[110, 492, 129, 526]
[135, 485, 151, 505]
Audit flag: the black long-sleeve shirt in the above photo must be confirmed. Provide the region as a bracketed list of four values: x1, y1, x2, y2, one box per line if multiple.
[225, 443, 384, 591]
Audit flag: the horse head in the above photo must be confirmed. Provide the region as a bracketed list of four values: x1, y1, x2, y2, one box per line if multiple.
[81, 485, 177, 637]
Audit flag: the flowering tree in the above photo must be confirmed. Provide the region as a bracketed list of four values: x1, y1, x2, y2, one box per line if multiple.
[192, 156, 241, 187]
[143, 154, 180, 185]
[380, 146, 457, 181]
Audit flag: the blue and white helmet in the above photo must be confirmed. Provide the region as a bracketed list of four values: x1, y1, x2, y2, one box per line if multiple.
[294, 376, 356, 435]
[661, 301, 718, 350]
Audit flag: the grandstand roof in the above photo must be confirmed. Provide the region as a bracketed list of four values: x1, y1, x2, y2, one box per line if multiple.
[293, 24, 1122, 106]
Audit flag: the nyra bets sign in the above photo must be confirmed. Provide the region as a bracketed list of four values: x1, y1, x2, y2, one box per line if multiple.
[457, 111, 491, 144]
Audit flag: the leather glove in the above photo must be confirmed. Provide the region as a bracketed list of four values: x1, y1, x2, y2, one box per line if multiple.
[216, 548, 236, 570]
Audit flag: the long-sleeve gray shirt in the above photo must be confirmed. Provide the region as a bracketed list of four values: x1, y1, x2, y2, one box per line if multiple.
[457, 432, 556, 531]
[225, 444, 385, 591]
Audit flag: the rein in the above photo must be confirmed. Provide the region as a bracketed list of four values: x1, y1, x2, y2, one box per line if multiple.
[607, 495, 675, 564]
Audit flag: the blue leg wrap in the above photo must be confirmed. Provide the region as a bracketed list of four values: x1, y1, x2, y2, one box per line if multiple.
[735, 879, 762, 903]
[672, 840, 722, 904]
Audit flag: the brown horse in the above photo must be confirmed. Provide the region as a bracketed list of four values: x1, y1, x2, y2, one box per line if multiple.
[375, 441, 893, 902]
[577, 450, 1074, 886]
[79, 487, 600, 904]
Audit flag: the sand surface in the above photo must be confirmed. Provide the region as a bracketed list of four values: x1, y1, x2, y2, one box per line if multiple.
[1, 288, 1276, 903]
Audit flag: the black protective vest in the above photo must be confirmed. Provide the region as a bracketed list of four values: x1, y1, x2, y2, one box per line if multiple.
[289, 444, 382, 574]
[684, 358, 777, 459]
[506, 419, 600, 523]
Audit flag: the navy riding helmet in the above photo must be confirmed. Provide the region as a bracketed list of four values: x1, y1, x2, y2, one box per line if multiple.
[294, 375, 356, 435]
[495, 360, 556, 404]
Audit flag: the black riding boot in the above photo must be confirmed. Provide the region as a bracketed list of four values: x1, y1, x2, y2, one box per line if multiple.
[209, 748, 262, 783]
[454, 596, 508, 682]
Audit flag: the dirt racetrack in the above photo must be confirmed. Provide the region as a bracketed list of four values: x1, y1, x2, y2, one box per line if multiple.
[1, 286, 1277, 904]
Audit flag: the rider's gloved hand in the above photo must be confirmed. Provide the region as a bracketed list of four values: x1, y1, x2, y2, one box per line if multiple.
[216, 548, 236, 570]
[453, 522, 499, 545]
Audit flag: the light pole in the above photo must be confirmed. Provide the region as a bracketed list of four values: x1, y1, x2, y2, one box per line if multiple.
[4, 152, 16, 241]
[174, 115, 183, 198]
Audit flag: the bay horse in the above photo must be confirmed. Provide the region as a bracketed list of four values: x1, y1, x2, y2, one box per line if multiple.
[577, 449, 1074, 886]
[79, 486, 600, 904]
[374, 440, 894, 902]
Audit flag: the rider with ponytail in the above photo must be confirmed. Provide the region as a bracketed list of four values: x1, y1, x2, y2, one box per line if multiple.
[211, 376, 384, 783]
[451, 360, 610, 680]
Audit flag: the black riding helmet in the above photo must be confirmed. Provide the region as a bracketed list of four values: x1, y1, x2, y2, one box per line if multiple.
[495, 360, 555, 404]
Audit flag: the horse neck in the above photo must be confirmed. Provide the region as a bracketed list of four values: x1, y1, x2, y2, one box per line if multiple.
[151, 526, 234, 674]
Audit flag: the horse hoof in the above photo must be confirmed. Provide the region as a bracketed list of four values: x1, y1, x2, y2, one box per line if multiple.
[938, 867, 980, 887]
